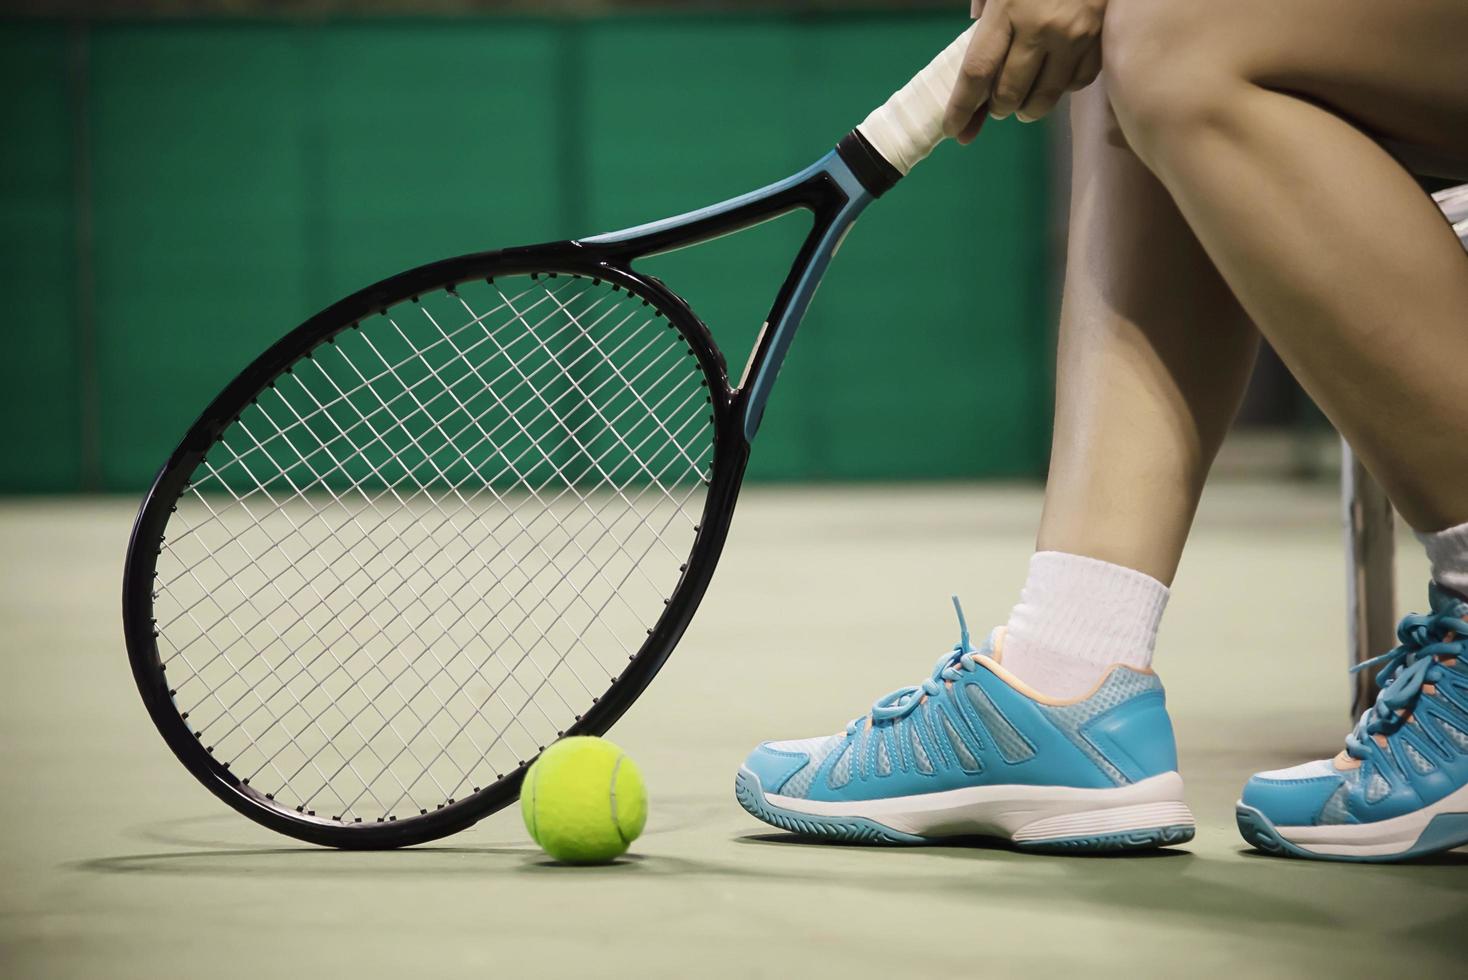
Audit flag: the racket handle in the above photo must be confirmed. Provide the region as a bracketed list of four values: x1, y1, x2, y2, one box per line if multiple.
[856, 24, 979, 177]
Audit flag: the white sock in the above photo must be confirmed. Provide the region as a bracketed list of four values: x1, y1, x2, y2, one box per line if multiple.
[1415, 519, 1468, 598]
[1000, 551, 1170, 699]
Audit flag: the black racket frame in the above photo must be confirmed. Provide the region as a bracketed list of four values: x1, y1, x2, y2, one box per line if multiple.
[122, 146, 876, 848]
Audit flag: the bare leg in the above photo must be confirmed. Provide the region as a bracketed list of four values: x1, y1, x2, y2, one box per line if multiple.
[1104, 0, 1468, 532]
[1037, 81, 1258, 585]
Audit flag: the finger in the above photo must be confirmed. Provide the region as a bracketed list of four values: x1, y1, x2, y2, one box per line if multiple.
[943, 14, 1012, 139]
[988, 32, 1045, 120]
[958, 109, 988, 144]
[1016, 46, 1075, 122]
[1069, 44, 1102, 92]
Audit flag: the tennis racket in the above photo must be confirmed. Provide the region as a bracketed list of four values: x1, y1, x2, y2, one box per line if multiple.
[123, 25, 982, 848]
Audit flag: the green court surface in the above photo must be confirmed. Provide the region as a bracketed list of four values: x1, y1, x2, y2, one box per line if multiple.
[2, 483, 1464, 978]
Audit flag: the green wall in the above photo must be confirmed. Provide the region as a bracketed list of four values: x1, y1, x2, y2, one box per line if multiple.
[1, 13, 1051, 492]
[2, 25, 80, 492]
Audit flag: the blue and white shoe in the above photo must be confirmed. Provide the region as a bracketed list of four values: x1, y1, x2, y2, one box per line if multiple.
[735, 599, 1196, 852]
[1237, 583, 1468, 862]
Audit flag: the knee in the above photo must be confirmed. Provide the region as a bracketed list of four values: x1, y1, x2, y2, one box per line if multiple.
[1102, 0, 1243, 161]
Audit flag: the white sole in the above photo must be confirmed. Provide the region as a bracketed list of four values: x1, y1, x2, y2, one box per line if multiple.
[1240, 781, 1468, 859]
[759, 770, 1195, 843]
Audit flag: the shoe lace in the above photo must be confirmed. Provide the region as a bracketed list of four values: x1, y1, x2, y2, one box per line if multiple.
[855, 596, 981, 730]
[1344, 606, 1467, 758]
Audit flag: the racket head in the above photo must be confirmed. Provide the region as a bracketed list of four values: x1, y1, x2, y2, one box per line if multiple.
[123, 246, 746, 848]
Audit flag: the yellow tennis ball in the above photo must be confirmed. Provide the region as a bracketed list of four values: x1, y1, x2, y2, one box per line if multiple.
[521, 736, 647, 864]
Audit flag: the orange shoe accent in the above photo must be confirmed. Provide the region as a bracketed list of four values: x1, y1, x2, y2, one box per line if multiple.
[974, 625, 1159, 705]
[975, 656, 1157, 706]
[1334, 751, 1362, 771]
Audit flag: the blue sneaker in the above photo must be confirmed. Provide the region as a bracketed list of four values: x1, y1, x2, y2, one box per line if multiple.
[1237, 584, 1468, 862]
[735, 599, 1196, 852]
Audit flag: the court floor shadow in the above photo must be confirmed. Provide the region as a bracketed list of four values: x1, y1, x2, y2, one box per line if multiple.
[736, 827, 1467, 957]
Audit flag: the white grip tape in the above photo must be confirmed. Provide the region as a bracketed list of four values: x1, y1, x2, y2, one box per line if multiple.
[856, 25, 977, 176]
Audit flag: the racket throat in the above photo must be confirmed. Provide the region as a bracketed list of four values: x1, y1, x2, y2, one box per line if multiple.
[738, 149, 875, 443]
[736, 321, 770, 393]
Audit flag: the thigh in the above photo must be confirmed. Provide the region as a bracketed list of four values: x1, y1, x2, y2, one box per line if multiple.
[1111, 0, 1468, 158]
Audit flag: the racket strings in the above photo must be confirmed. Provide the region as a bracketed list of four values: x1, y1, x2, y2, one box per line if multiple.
[166, 300, 704, 757]
[159, 278, 583, 549]
[156, 294, 657, 631]
[158, 285, 697, 599]
[168, 287, 707, 815]
[271, 301, 708, 815]
[151, 275, 714, 821]
[162, 296, 706, 669]
[180, 428, 566, 812]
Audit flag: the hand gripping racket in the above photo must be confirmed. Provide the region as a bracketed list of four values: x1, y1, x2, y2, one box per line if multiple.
[123, 25, 981, 847]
